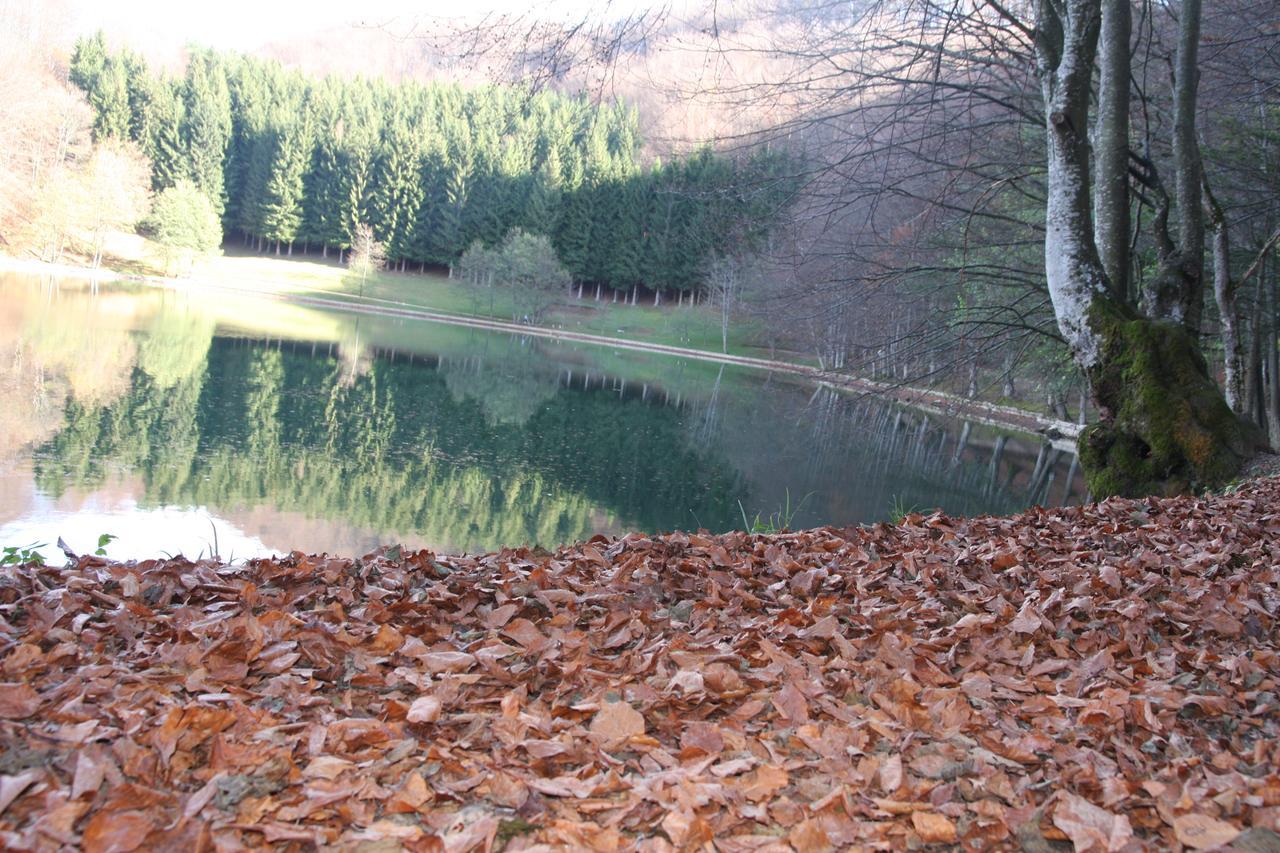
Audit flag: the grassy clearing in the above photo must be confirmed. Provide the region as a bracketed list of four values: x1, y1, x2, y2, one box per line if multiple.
[100, 240, 783, 360]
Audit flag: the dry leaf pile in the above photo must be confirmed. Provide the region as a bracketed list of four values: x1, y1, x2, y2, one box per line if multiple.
[2, 479, 1280, 851]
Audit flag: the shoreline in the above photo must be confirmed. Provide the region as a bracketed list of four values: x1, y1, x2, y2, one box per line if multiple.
[1, 253, 1081, 446]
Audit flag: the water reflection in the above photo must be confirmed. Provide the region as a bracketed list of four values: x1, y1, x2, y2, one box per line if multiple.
[0, 274, 1082, 559]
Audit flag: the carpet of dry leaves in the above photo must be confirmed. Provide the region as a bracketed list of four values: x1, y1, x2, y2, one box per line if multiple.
[2, 479, 1280, 852]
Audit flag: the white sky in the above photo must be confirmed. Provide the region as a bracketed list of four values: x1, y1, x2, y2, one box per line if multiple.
[70, 0, 656, 53]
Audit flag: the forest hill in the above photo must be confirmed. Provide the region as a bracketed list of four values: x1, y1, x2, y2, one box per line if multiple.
[68, 33, 793, 297]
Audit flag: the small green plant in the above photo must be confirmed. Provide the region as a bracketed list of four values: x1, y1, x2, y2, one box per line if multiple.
[1, 543, 46, 567]
[94, 533, 117, 557]
[738, 490, 813, 534]
[888, 495, 920, 524]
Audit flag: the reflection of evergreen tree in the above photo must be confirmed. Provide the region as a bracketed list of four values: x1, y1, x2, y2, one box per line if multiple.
[244, 349, 284, 462]
[32, 334, 746, 551]
[19, 289, 1081, 550]
[35, 367, 205, 503]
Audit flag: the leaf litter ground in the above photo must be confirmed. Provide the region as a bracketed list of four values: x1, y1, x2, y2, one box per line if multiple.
[2, 480, 1279, 851]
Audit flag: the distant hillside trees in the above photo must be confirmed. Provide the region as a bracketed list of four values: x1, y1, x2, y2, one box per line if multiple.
[70, 35, 794, 298]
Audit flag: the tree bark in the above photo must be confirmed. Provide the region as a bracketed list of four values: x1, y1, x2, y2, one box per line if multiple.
[1094, 0, 1130, 302]
[1173, 0, 1206, 333]
[1245, 309, 1266, 435]
[1206, 188, 1244, 413]
[1141, 0, 1206, 331]
[1269, 275, 1280, 441]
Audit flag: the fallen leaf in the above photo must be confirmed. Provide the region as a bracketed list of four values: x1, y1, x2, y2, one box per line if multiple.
[879, 754, 904, 793]
[661, 809, 713, 848]
[911, 811, 958, 844]
[420, 650, 477, 673]
[1172, 813, 1241, 850]
[1053, 792, 1134, 852]
[302, 755, 354, 780]
[0, 771, 40, 816]
[81, 809, 155, 853]
[772, 682, 810, 725]
[406, 695, 443, 723]
[589, 700, 645, 741]
[789, 818, 833, 852]
[0, 683, 40, 718]
[740, 765, 789, 801]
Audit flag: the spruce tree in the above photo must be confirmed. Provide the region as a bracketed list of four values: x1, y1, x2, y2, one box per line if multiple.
[370, 101, 425, 264]
[258, 110, 311, 250]
[182, 50, 233, 218]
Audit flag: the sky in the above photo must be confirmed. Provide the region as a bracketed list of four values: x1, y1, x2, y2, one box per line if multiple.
[69, 0, 656, 54]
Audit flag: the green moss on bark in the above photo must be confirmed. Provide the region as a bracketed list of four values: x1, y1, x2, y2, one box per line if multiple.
[1079, 300, 1259, 498]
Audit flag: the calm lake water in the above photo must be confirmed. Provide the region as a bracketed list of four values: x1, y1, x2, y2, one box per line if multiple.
[0, 273, 1082, 561]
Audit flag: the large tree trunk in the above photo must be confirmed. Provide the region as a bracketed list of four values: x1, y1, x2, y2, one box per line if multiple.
[1207, 191, 1244, 413]
[1093, 0, 1130, 302]
[1245, 310, 1266, 436]
[1269, 276, 1280, 441]
[1077, 303, 1257, 497]
[1173, 0, 1206, 333]
[1038, 0, 1256, 498]
[1139, 0, 1206, 330]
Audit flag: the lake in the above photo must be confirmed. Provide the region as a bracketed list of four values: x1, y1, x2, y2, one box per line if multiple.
[0, 273, 1082, 562]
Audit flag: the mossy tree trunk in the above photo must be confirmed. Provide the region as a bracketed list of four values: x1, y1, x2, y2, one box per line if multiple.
[1036, 0, 1258, 498]
[1078, 301, 1258, 497]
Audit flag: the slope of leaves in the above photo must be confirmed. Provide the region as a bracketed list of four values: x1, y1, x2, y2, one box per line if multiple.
[1, 480, 1279, 851]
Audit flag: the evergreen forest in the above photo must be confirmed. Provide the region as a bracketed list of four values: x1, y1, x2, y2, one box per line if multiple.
[67, 33, 792, 298]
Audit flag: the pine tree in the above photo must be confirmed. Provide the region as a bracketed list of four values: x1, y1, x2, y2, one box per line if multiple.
[370, 101, 425, 263]
[182, 50, 233, 218]
[300, 81, 344, 254]
[258, 110, 311, 250]
[146, 79, 187, 192]
[69, 32, 133, 142]
[554, 153, 593, 283]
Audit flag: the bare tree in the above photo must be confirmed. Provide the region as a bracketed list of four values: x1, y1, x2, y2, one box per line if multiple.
[347, 222, 386, 295]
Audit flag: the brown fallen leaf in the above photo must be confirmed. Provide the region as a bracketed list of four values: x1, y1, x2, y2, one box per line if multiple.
[502, 618, 549, 651]
[739, 764, 789, 802]
[1007, 596, 1042, 634]
[0, 683, 40, 719]
[661, 809, 713, 848]
[589, 700, 645, 741]
[81, 809, 155, 853]
[772, 682, 810, 725]
[911, 811, 958, 844]
[368, 623, 405, 653]
[679, 721, 724, 755]
[71, 749, 107, 799]
[0, 771, 40, 817]
[1052, 792, 1134, 852]
[387, 772, 433, 812]
[879, 754, 904, 793]
[406, 695, 443, 723]
[789, 818, 834, 852]
[302, 755, 355, 780]
[420, 650, 477, 673]
[1172, 813, 1241, 850]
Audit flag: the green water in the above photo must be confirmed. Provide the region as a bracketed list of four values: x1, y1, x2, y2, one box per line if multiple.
[0, 274, 1081, 560]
